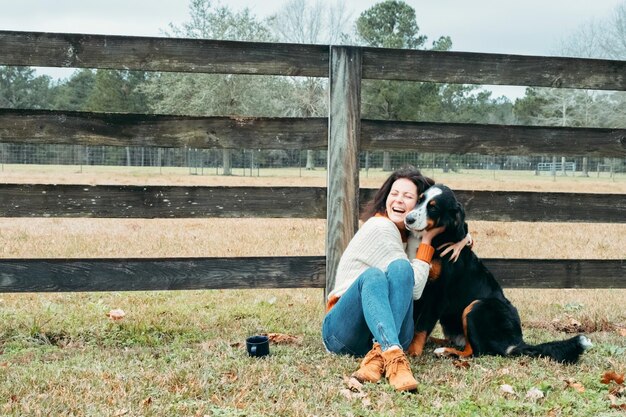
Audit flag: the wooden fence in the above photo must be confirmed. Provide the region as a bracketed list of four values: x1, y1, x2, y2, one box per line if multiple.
[0, 30, 625, 294]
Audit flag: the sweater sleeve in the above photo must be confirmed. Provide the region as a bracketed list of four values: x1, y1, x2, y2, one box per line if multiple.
[410, 243, 435, 300]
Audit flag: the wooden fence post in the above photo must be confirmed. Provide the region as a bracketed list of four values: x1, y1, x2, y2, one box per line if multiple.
[326, 46, 362, 297]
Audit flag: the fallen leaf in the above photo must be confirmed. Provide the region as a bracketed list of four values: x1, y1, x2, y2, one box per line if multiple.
[525, 387, 544, 401]
[221, 372, 238, 383]
[263, 333, 302, 345]
[601, 371, 625, 385]
[500, 384, 516, 396]
[141, 397, 152, 406]
[609, 385, 625, 396]
[453, 360, 470, 369]
[229, 342, 242, 349]
[340, 388, 355, 400]
[564, 378, 585, 393]
[345, 376, 363, 392]
[339, 378, 370, 402]
[106, 309, 126, 321]
[609, 394, 626, 410]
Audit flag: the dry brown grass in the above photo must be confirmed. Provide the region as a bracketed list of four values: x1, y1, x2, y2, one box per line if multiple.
[1, 164, 625, 259]
[2, 164, 625, 192]
[1, 218, 625, 260]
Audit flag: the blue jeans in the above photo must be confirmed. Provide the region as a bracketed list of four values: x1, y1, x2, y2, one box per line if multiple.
[322, 259, 414, 356]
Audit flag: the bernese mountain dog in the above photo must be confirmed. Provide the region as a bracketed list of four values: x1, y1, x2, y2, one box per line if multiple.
[404, 184, 592, 364]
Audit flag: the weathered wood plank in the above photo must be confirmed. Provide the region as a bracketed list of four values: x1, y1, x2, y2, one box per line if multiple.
[0, 256, 326, 292]
[0, 185, 624, 222]
[3, 110, 624, 157]
[0, 31, 329, 77]
[0, 109, 328, 150]
[326, 46, 362, 296]
[363, 48, 626, 90]
[0, 257, 622, 292]
[359, 189, 626, 223]
[2, 31, 624, 91]
[361, 120, 626, 158]
[0, 185, 327, 218]
[483, 259, 626, 288]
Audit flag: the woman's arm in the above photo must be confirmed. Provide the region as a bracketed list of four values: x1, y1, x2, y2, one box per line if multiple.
[410, 226, 445, 300]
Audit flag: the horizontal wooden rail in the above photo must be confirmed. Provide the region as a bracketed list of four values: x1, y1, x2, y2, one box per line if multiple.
[2, 109, 626, 157]
[0, 256, 327, 292]
[362, 48, 626, 90]
[0, 31, 329, 77]
[0, 257, 623, 292]
[0, 184, 327, 218]
[483, 259, 626, 288]
[0, 184, 625, 223]
[363, 188, 626, 223]
[1, 31, 625, 90]
[0, 109, 327, 150]
[361, 120, 626, 158]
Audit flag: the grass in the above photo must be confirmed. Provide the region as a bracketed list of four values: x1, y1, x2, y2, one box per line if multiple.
[1, 289, 624, 416]
[1, 164, 625, 415]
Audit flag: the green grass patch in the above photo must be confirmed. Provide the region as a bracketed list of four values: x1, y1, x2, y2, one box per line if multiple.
[1, 289, 625, 416]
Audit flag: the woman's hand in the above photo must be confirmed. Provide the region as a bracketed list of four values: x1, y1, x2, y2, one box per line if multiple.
[438, 234, 472, 263]
[420, 226, 445, 245]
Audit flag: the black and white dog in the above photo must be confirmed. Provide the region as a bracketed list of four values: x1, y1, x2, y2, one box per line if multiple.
[403, 184, 592, 364]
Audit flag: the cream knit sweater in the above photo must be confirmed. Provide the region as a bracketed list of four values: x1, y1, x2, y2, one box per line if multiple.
[327, 216, 429, 304]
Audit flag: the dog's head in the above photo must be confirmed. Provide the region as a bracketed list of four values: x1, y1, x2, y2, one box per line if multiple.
[404, 184, 466, 243]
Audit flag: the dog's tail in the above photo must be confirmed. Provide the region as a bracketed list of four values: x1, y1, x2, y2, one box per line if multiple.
[508, 335, 593, 364]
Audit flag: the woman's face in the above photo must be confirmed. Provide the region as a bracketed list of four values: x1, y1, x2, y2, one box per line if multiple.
[385, 178, 419, 230]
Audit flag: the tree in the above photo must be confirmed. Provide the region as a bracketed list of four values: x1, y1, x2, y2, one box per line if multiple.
[143, 0, 288, 175]
[519, 1, 626, 176]
[355, 1, 453, 171]
[0, 66, 52, 109]
[601, 1, 626, 59]
[355, 0, 426, 49]
[51, 69, 96, 111]
[267, 0, 352, 169]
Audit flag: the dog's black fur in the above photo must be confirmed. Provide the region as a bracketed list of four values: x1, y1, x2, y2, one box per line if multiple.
[405, 184, 592, 364]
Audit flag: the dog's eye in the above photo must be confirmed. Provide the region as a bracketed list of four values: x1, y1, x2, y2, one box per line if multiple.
[427, 200, 439, 213]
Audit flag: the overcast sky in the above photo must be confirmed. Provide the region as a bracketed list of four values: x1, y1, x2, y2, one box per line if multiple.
[0, 0, 622, 98]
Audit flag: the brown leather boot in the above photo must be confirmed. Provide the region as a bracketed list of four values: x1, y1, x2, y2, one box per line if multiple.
[351, 343, 384, 383]
[382, 347, 418, 391]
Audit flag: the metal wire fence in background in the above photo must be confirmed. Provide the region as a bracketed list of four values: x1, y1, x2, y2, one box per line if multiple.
[0, 143, 623, 179]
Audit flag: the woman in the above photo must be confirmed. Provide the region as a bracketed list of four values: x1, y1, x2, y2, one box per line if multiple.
[322, 167, 471, 392]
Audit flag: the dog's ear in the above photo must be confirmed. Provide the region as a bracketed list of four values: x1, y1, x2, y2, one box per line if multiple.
[452, 201, 467, 242]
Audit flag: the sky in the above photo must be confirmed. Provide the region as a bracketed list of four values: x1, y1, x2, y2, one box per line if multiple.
[0, 0, 622, 99]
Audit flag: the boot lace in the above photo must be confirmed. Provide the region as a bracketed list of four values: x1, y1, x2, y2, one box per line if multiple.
[385, 353, 410, 376]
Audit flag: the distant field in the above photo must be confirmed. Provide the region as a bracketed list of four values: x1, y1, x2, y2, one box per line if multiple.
[0, 163, 624, 260]
[1, 163, 625, 192]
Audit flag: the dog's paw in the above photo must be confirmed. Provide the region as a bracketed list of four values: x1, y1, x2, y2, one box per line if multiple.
[433, 347, 455, 357]
[578, 335, 593, 350]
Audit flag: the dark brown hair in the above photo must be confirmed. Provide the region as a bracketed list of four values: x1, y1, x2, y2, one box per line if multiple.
[361, 166, 434, 221]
